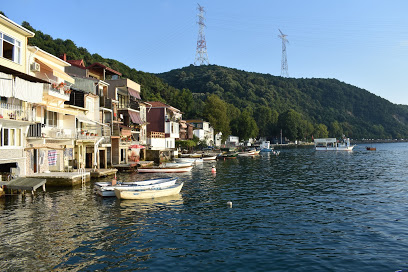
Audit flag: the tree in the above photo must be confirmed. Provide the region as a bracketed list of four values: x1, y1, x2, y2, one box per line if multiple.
[314, 124, 329, 138]
[204, 94, 231, 142]
[235, 109, 259, 141]
[329, 121, 343, 138]
[278, 109, 303, 141]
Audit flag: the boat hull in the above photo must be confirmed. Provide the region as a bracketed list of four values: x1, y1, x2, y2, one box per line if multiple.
[94, 177, 178, 197]
[137, 166, 193, 173]
[115, 182, 184, 200]
[315, 146, 355, 151]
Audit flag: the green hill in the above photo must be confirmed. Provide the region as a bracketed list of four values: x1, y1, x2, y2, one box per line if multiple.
[157, 64, 408, 140]
[18, 20, 408, 140]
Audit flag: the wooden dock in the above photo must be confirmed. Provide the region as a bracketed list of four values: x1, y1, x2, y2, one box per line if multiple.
[26, 171, 90, 187]
[89, 168, 118, 178]
[0, 177, 46, 195]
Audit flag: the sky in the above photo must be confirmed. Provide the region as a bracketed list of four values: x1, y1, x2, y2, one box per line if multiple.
[2, 0, 408, 104]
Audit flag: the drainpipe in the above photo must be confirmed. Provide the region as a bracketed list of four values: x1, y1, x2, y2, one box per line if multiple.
[94, 136, 105, 170]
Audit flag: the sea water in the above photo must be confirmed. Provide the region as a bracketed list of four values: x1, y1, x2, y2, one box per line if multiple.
[1, 143, 408, 271]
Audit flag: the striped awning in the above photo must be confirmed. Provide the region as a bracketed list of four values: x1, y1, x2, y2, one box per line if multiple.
[128, 110, 143, 124]
[128, 88, 141, 99]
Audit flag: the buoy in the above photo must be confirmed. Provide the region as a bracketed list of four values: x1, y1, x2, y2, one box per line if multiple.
[211, 165, 216, 173]
[227, 201, 232, 208]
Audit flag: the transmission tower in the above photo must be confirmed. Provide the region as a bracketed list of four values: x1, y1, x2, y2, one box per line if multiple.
[278, 29, 289, 77]
[194, 4, 209, 65]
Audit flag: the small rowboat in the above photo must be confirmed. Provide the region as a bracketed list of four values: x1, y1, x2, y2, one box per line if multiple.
[115, 182, 184, 200]
[202, 155, 217, 161]
[94, 177, 178, 197]
[366, 146, 376, 151]
[137, 165, 193, 173]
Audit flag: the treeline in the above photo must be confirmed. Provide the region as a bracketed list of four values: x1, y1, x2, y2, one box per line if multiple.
[19, 20, 408, 141]
[158, 65, 408, 140]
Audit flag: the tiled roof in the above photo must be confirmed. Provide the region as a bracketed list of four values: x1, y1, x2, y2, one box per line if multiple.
[67, 59, 85, 68]
[86, 62, 122, 76]
[146, 101, 181, 113]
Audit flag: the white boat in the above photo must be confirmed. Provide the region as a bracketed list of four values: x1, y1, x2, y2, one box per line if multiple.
[175, 158, 203, 164]
[94, 177, 178, 197]
[137, 165, 193, 173]
[314, 138, 355, 151]
[162, 161, 193, 167]
[115, 182, 184, 200]
[202, 155, 217, 161]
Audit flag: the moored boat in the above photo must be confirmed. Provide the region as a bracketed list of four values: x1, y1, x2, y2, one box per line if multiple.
[366, 146, 376, 151]
[202, 155, 217, 161]
[175, 157, 203, 164]
[137, 165, 193, 173]
[94, 177, 178, 197]
[115, 182, 184, 200]
[314, 137, 355, 151]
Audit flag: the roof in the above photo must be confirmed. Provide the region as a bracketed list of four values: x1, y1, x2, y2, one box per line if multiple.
[0, 14, 35, 37]
[67, 60, 85, 68]
[86, 62, 122, 76]
[146, 101, 181, 113]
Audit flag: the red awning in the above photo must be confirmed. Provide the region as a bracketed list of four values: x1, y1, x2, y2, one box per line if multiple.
[129, 144, 145, 149]
[128, 88, 141, 99]
[129, 111, 143, 124]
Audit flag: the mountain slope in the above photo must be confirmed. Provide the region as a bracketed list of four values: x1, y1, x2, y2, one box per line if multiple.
[157, 65, 408, 139]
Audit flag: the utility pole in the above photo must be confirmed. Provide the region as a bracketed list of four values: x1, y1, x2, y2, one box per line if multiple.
[278, 29, 289, 77]
[194, 4, 209, 65]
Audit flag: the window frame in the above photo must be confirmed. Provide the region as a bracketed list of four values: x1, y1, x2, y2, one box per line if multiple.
[0, 31, 22, 64]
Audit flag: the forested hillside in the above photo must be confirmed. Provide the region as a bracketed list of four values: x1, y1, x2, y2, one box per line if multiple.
[158, 65, 408, 140]
[19, 20, 408, 141]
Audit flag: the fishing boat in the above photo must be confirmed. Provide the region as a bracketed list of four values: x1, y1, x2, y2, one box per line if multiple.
[137, 164, 193, 173]
[175, 157, 203, 164]
[115, 182, 184, 200]
[202, 155, 217, 161]
[259, 141, 273, 152]
[366, 146, 376, 151]
[314, 137, 355, 151]
[94, 177, 178, 197]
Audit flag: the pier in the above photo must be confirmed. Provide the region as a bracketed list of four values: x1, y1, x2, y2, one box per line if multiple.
[0, 177, 46, 195]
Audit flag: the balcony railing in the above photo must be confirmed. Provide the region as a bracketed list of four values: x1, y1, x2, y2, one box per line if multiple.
[148, 131, 165, 138]
[118, 99, 140, 111]
[27, 124, 76, 139]
[0, 103, 35, 122]
[44, 82, 71, 100]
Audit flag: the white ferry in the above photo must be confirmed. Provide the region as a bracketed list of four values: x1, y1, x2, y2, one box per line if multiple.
[314, 138, 355, 151]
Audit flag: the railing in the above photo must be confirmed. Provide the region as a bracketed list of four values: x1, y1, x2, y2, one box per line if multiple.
[44, 82, 70, 100]
[27, 125, 76, 139]
[0, 103, 34, 122]
[118, 99, 140, 111]
[148, 131, 165, 138]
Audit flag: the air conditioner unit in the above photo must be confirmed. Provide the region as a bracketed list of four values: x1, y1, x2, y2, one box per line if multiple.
[30, 62, 40, 72]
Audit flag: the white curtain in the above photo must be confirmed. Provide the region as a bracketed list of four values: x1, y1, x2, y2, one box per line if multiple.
[14, 77, 43, 103]
[0, 72, 13, 97]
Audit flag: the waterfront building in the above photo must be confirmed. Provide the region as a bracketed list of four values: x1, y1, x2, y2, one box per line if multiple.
[26, 46, 76, 174]
[0, 14, 51, 177]
[185, 119, 214, 147]
[146, 101, 181, 156]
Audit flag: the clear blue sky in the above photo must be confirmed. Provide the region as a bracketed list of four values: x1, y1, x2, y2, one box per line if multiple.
[2, 0, 408, 104]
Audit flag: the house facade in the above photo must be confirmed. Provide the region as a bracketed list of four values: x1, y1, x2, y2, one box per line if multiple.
[186, 119, 214, 147]
[26, 46, 77, 174]
[146, 101, 181, 152]
[0, 14, 49, 177]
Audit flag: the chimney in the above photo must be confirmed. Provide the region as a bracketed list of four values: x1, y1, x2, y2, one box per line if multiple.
[60, 53, 67, 61]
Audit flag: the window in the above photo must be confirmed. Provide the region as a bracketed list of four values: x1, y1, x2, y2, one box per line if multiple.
[0, 32, 22, 64]
[1, 128, 22, 147]
[44, 110, 58, 127]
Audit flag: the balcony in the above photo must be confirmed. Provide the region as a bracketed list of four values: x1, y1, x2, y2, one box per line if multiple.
[118, 99, 140, 111]
[0, 103, 35, 122]
[27, 124, 75, 139]
[44, 82, 71, 101]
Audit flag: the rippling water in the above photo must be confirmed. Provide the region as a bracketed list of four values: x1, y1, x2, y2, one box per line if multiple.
[1, 143, 408, 271]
